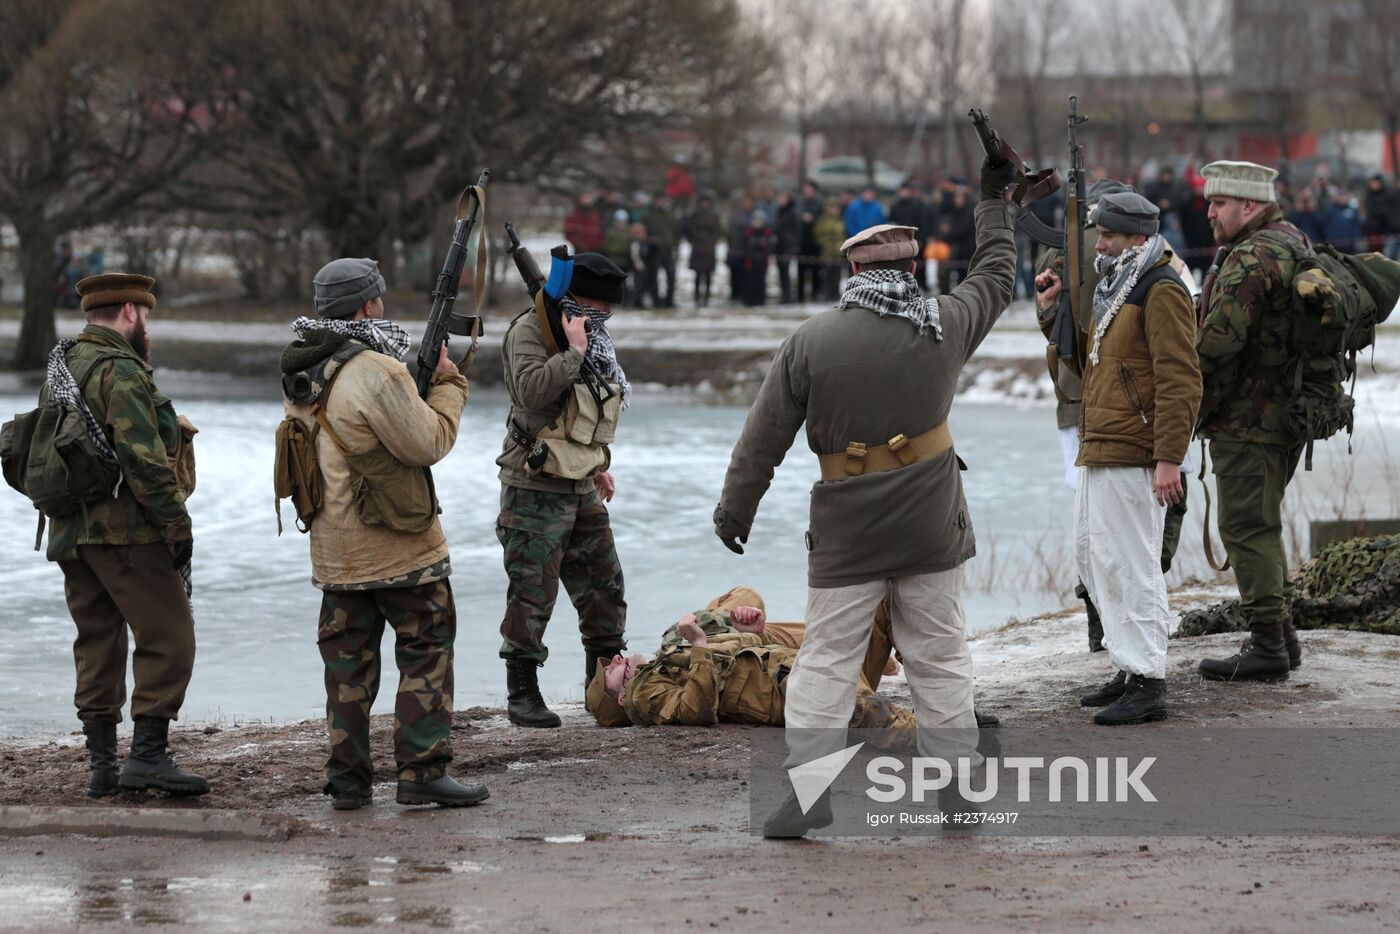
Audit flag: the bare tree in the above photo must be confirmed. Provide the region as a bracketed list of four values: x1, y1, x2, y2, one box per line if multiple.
[1092, 0, 1163, 176]
[1163, 0, 1231, 159]
[906, 0, 985, 180]
[0, 0, 225, 368]
[820, 0, 911, 186]
[204, 0, 771, 261]
[756, 0, 835, 186]
[1233, 0, 1315, 165]
[1355, 0, 1400, 179]
[998, 0, 1068, 166]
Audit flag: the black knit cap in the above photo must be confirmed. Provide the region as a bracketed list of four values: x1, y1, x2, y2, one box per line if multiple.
[570, 252, 627, 304]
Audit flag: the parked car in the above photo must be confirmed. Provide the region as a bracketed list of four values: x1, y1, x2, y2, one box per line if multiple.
[808, 156, 908, 195]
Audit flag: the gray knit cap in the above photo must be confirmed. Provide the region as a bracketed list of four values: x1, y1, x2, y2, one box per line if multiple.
[1091, 191, 1160, 236]
[313, 257, 387, 319]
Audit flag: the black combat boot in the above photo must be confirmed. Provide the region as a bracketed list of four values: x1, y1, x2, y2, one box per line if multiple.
[1198, 624, 1290, 682]
[974, 709, 1000, 728]
[83, 720, 119, 798]
[397, 774, 490, 807]
[1079, 670, 1128, 707]
[118, 716, 209, 796]
[1282, 619, 1302, 670]
[330, 787, 373, 811]
[762, 790, 833, 839]
[1093, 677, 1167, 725]
[1085, 594, 1105, 653]
[506, 658, 562, 729]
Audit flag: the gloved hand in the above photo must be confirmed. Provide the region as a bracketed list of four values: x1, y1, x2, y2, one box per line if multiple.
[980, 156, 1021, 202]
[169, 537, 193, 569]
[713, 505, 749, 556]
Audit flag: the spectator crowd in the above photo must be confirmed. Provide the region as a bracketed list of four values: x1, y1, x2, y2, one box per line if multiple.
[560, 159, 1400, 311]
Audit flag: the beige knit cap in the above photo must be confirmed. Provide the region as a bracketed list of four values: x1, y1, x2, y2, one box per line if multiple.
[841, 224, 919, 263]
[1202, 160, 1278, 203]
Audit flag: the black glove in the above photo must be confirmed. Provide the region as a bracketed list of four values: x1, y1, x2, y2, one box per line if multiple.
[713, 505, 749, 556]
[169, 537, 193, 569]
[980, 156, 1020, 202]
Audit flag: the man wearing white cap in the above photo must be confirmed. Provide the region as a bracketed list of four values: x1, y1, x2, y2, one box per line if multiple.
[713, 155, 1020, 836]
[1194, 160, 1308, 682]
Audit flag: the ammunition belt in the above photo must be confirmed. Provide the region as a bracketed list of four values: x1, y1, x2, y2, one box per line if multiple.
[817, 422, 953, 482]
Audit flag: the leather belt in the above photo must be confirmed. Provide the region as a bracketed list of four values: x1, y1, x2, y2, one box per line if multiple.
[817, 423, 953, 482]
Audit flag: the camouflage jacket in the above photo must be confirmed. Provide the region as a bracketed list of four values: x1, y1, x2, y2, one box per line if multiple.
[45, 325, 190, 562]
[1197, 205, 1308, 444]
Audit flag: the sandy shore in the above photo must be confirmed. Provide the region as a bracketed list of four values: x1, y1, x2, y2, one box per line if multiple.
[2, 587, 1398, 932]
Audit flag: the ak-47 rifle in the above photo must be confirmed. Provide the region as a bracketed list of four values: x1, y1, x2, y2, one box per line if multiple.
[1014, 97, 1090, 375]
[504, 223, 616, 408]
[416, 170, 490, 398]
[968, 107, 1062, 208]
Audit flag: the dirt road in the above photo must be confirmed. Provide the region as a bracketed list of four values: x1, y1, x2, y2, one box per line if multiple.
[2, 599, 1398, 932]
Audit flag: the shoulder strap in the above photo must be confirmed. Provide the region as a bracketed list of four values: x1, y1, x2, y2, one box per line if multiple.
[310, 352, 360, 454]
[1125, 264, 1189, 310]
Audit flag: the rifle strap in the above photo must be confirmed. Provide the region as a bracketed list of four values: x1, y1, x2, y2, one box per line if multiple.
[455, 184, 489, 373]
[1198, 438, 1232, 573]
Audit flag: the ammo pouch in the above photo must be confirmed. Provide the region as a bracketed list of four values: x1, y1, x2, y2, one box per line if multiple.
[527, 381, 622, 481]
[341, 445, 439, 535]
[170, 415, 198, 499]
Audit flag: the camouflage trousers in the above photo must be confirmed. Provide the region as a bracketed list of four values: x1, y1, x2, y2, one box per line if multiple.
[496, 484, 627, 664]
[1211, 440, 1303, 629]
[317, 579, 455, 792]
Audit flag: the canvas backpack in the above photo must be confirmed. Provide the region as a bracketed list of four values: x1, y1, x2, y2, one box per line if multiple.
[273, 343, 364, 533]
[1264, 226, 1400, 469]
[0, 351, 126, 548]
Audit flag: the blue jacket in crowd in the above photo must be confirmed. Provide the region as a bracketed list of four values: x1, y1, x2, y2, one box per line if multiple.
[844, 197, 888, 237]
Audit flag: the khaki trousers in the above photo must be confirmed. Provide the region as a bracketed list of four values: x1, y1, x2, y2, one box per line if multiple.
[58, 543, 196, 724]
[783, 568, 977, 767]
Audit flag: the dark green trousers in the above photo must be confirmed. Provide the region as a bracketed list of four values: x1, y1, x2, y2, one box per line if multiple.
[1210, 440, 1303, 628]
[496, 484, 627, 664]
[317, 580, 455, 792]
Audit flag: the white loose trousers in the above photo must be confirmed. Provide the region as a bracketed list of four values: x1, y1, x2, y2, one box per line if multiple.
[1074, 465, 1170, 679]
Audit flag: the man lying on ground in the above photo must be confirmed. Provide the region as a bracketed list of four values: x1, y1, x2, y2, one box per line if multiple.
[587, 588, 998, 728]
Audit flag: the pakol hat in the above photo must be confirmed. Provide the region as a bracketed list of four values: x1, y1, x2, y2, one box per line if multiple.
[1091, 191, 1160, 236]
[77, 273, 156, 314]
[586, 658, 631, 728]
[570, 252, 627, 304]
[1202, 160, 1278, 203]
[841, 224, 919, 264]
[313, 257, 387, 319]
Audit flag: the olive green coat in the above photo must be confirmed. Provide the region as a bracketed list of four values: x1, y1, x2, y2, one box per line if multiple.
[45, 326, 190, 562]
[496, 310, 593, 495]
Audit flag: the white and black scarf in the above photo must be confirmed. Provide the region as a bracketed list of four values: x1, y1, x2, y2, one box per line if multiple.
[291, 316, 412, 360]
[836, 269, 943, 340]
[1089, 234, 1166, 366]
[45, 341, 117, 461]
[564, 296, 631, 407]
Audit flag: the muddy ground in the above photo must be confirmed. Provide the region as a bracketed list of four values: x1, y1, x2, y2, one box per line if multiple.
[2, 592, 1399, 932]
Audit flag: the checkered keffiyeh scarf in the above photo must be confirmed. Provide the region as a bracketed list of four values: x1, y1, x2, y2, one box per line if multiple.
[564, 296, 632, 407]
[45, 341, 117, 461]
[1089, 234, 1166, 365]
[291, 316, 412, 360]
[837, 269, 944, 340]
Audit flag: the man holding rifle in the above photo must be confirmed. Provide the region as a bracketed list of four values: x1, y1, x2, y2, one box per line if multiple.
[279, 256, 487, 811]
[496, 251, 632, 729]
[714, 121, 1019, 836]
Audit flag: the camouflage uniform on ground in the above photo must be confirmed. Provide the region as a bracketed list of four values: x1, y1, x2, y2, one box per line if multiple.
[1176, 536, 1400, 638]
[49, 324, 195, 724]
[1197, 203, 1308, 639]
